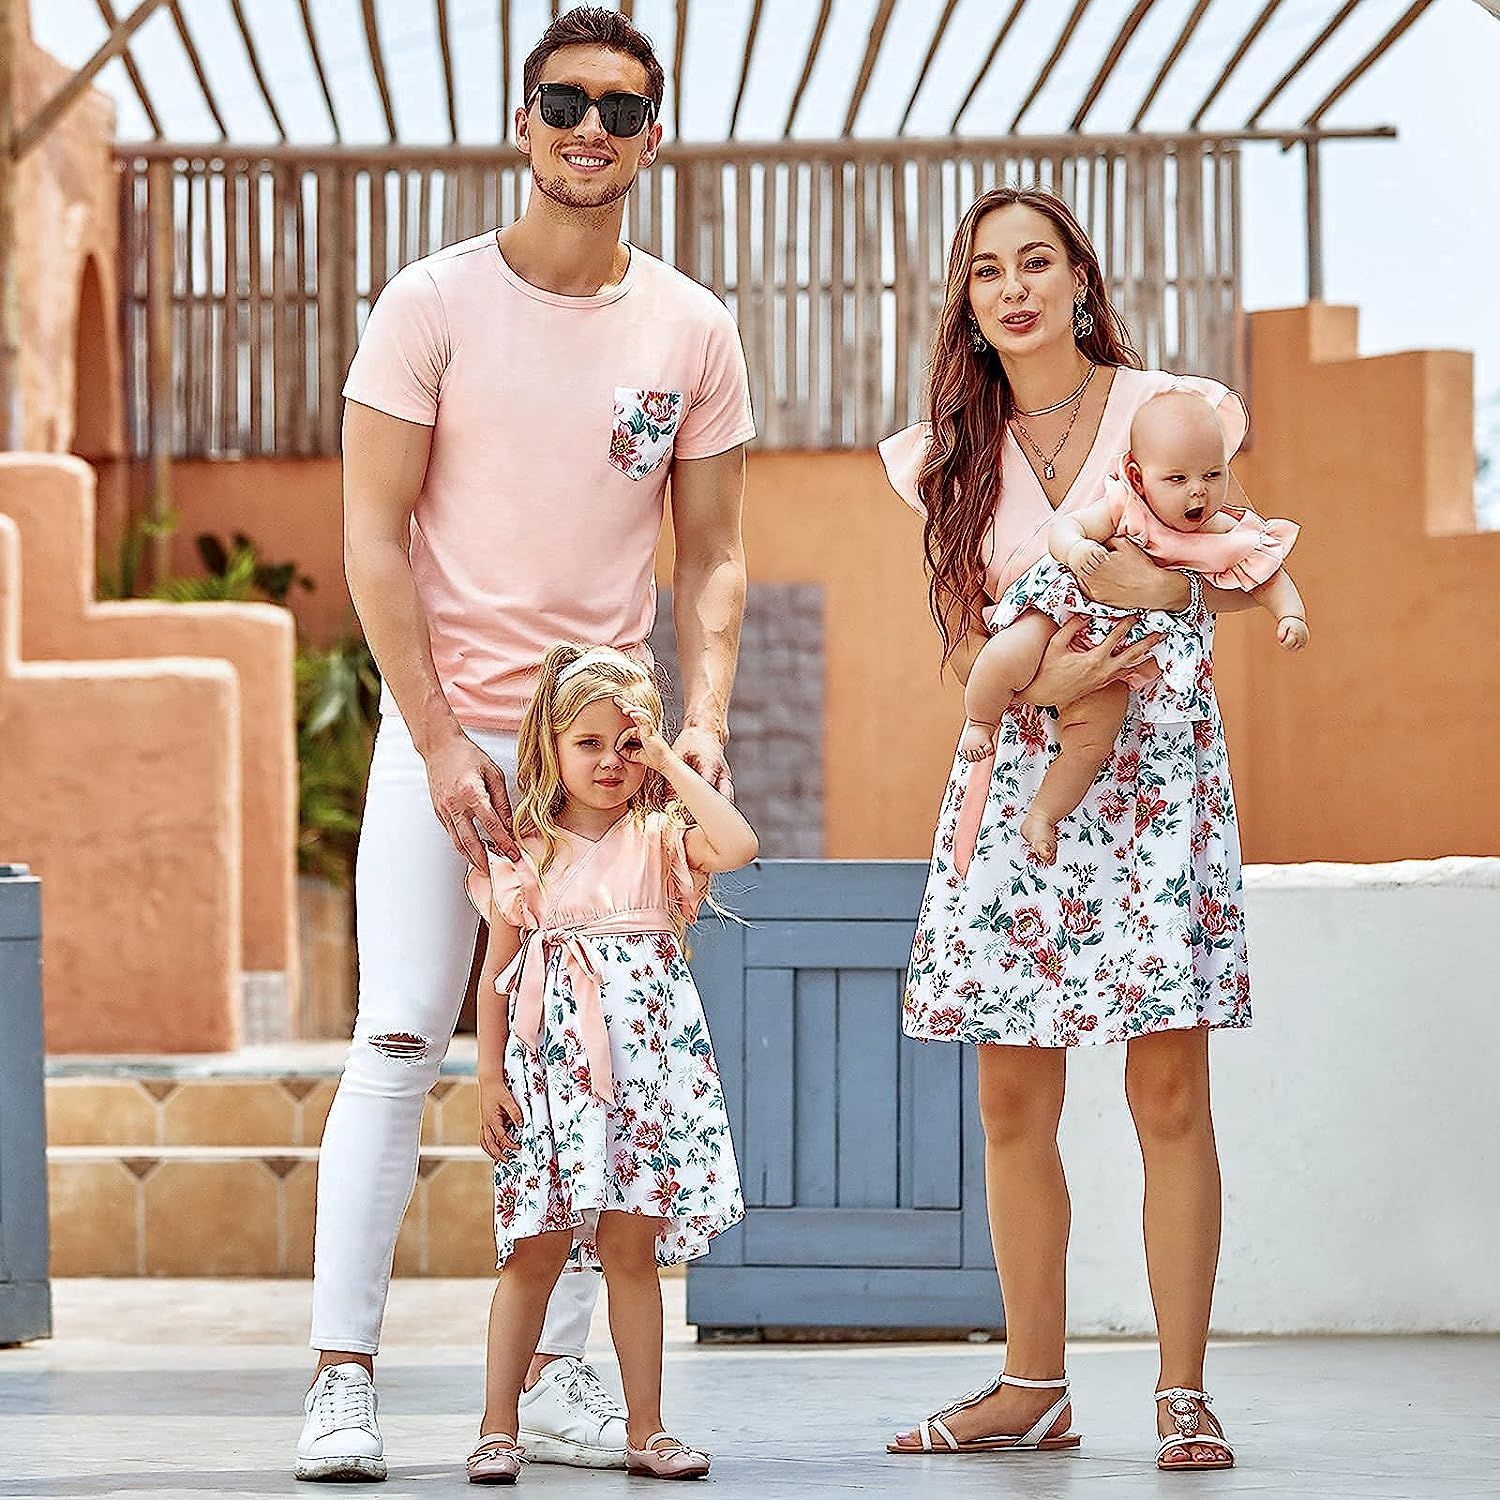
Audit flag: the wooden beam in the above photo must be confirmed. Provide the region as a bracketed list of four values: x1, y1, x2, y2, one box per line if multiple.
[619, 0, 633, 16]
[673, 0, 688, 137]
[728, 0, 765, 139]
[297, 0, 342, 143]
[899, 0, 961, 135]
[435, 0, 459, 144]
[1010, 0, 1098, 135]
[500, 0, 511, 135]
[0, 0, 19, 446]
[950, 0, 1029, 133]
[1305, 0, 1435, 125]
[1071, 0, 1158, 132]
[843, 0, 898, 136]
[1246, 0, 1365, 128]
[94, 0, 163, 139]
[1131, 0, 1212, 132]
[12, 0, 170, 159]
[167, 0, 229, 142]
[783, 0, 834, 138]
[227, 0, 287, 142]
[1190, 0, 1285, 131]
[361, 0, 399, 143]
[1474, 0, 1500, 18]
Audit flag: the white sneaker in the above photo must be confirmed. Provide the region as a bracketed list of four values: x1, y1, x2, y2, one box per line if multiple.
[518, 1357, 628, 1468]
[295, 1363, 387, 1483]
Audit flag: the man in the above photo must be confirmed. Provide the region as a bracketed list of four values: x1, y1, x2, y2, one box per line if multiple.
[295, 7, 752, 1482]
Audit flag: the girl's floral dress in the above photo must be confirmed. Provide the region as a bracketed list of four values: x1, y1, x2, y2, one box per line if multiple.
[467, 811, 743, 1268]
[877, 368, 1253, 1048]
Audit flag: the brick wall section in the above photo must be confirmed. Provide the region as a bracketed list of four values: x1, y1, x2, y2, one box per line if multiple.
[651, 585, 824, 858]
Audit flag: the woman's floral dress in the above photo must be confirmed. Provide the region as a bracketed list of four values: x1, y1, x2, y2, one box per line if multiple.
[468, 811, 743, 1268]
[878, 368, 1252, 1048]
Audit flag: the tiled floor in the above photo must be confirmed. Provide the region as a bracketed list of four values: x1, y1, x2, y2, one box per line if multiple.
[2, 1279, 1496, 1498]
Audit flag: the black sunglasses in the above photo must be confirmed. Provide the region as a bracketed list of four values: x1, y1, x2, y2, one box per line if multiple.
[527, 82, 655, 139]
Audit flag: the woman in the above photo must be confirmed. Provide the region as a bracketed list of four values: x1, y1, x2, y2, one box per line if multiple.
[879, 187, 1254, 1472]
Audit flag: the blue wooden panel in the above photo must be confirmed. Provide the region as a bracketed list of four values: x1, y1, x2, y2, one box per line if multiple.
[792, 969, 837, 1207]
[742, 1209, 961, 1268]
[686, 915, 745, 1265]
[745, 920, 914, 970]
[835, 969, 900, 1207]
[717, 861, 929, 921]
[742, 968, 793, 1207]
[686, 1266, 1005, 1331]
[959, 1044, 996, 1270]
[899, 1034, 962, 1210]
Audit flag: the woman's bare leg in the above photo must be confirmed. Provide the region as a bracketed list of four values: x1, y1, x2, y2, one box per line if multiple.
[480, 1231, 575, 1440]
[1125, 1027, 1233, 1467]
[1022, 680, 1131, 864]
[891, 1045, 1073, 1448]
[593, 1212, 673, 1450]
[960, 612, 1057, 762]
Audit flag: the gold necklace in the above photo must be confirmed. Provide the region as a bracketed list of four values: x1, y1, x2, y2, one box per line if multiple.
[1010, 386, 1088, 483]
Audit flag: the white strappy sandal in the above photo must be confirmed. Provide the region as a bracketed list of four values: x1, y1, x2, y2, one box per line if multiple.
[1155, 1387, 1236, 1472]
[886, 1372, 1081, 1454]
[467, 1432, 524, 1485]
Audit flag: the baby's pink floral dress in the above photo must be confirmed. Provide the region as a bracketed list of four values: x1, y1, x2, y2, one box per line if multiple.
[468, 810, 743, 1268]
[878, 368, 1253, 1048]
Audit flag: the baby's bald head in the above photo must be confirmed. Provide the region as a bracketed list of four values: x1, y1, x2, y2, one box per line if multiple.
[1126, 390, 1231, 532]
[1129, 390, 1226, 468]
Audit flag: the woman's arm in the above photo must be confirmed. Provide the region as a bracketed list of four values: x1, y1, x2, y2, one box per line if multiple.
[1014, 614, 1165, 710]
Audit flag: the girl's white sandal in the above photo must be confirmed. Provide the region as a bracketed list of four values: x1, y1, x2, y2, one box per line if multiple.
[467, 1432, 524, 1485]
[624, 1432, 711, 1479]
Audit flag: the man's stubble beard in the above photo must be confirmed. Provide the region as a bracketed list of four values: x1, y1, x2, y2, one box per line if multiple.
[530, 164, 637, 214]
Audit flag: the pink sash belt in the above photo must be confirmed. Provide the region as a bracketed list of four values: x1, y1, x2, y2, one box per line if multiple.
[497, 907, 676, 1106]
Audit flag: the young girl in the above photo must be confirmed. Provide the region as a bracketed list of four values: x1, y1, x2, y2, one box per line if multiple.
[463, 644, 755, 1485]
[958, 387, 1307, 865]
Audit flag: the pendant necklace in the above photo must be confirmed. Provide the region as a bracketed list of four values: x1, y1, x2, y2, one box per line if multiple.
[1011, 386, 1087, 483]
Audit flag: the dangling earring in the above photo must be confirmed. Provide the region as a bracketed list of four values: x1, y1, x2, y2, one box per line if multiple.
[1073, 290, 1094, 341]
[967, 315, 988, 354]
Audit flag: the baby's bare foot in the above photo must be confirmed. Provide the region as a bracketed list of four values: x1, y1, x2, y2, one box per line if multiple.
[958, 721, 997, 763]
[1021, 811, 1058, 865]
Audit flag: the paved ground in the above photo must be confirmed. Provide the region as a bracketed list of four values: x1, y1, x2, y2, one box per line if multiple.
[2, 1280, 1497, 1498]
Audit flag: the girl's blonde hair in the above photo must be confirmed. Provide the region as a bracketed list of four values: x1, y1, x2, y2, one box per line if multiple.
[514, 642, 679, 877]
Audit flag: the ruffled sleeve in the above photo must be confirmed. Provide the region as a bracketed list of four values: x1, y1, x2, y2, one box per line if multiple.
[464, 848, 531, 927]
[1165, 375, 1249, 461]
[1205, 511, 1301, 592]
[877, 423, 930, 515]
[658, 815, 711, 925]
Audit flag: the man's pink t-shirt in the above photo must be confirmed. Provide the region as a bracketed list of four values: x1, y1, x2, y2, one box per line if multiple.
[343, 233, 755, 731]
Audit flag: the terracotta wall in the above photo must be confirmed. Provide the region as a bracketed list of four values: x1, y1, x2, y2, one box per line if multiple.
[0, 455, 298, 986]
[0, 514, 240, 1053]
[130, 304, 1500, 863]
[9, 6, 125, 460]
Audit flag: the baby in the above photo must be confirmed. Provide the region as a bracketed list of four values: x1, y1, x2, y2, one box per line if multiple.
[961, 389, 1307, 864]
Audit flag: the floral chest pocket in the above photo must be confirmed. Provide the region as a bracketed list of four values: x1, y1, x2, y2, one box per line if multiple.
[609, 387, 685, 480]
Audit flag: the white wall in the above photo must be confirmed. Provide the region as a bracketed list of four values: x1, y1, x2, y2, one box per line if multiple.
[1058, 858, 1500, 1336]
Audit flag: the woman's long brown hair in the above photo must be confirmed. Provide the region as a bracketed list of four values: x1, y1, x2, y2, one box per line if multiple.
[919, 187, 1141, 661]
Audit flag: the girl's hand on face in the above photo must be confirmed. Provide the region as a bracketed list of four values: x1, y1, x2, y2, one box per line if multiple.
[479, 1076, 523, 1161]
[613, 697, 672, 769]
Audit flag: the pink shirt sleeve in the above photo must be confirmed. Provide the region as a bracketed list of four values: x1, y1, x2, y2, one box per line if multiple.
[674, 304, 756, 459]
[877, 423, 930, 514]
[342, 265, 449, 426]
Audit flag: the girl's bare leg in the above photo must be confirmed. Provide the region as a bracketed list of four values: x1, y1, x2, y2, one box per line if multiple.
[593, 1212, 670, 1450]
[1125, 1028, 1233, 1467]
[891, 1045, 1073, 1448]
[1021, 680, 1131, 864]
[480, 1231, 576, 1440]
[960, 612, 1057, 762]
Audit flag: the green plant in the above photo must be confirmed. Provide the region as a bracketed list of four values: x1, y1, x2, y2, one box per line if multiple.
[296, 636, 380, 888]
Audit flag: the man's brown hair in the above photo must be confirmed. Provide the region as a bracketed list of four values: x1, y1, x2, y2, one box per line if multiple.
[522, 6, 666, 115]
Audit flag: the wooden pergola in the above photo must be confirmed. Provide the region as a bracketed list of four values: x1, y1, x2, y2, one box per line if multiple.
[0, 0, 1479, 465]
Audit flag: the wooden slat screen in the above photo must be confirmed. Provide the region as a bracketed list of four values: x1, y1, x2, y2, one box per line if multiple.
[117, 140, 1242, 458]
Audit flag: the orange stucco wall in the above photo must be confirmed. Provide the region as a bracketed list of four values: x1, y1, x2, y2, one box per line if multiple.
[0, 515, 240, 1053]
[11, 7, 125, 459]
[0, 456, 298, 984]
[127, 304, 1500, 864]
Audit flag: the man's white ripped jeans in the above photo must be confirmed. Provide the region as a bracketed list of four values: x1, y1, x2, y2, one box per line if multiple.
[310, 711, 599, 1356]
